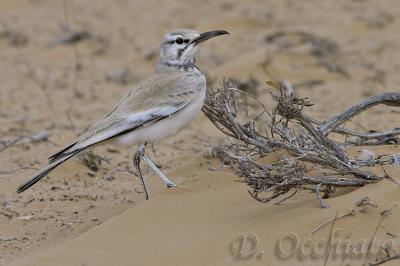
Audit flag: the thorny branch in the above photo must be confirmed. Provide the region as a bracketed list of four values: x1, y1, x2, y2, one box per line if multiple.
[202, 79, 400, 204]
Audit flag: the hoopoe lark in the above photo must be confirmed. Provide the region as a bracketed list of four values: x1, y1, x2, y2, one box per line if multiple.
[17, 29, 228, 199]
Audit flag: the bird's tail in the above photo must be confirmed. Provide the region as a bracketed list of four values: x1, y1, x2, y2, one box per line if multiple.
[16, 151, 78, 194]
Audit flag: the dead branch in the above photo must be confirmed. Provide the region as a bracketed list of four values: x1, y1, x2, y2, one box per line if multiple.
[203, 79, 399, 204]
[306, 115, 400, 145]
[319, 93, 400, 135]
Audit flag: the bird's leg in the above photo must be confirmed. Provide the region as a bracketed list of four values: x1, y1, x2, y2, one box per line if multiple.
[133, 143, 177, 200]
[134, 143, 149, 200]
[141, 153, 177, 188]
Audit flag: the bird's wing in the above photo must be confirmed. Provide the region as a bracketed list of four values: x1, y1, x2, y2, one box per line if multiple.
[49, 71, 204, 162]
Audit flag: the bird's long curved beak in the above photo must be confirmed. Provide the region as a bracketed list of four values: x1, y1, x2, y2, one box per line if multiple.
[192, 30, 229, 45]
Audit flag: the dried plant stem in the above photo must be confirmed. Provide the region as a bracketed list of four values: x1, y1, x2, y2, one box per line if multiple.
[324, 210, 339, 266]
[315, 183, 329, 208]
[0, 131, 50, 153]
[203, 79, 400, 204]
[364, 206, 396, 265]
[311, 210, 356, 236]
[306, 114, 400, 145]
[319, 93, 400, 135]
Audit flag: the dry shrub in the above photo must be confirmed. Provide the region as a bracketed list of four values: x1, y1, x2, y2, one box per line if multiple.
[203, 79, 400, 204]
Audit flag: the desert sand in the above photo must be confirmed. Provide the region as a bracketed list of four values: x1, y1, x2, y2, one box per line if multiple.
[0, 0, 399, 265]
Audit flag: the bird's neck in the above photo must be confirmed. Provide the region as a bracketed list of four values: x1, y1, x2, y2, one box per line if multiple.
[155, 59, 200, 74]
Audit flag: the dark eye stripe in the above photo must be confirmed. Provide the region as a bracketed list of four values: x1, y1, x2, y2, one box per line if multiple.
[164, 38, 189, 45]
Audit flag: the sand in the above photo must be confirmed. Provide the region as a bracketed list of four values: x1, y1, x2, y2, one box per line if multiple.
[0, 0, 399, 265]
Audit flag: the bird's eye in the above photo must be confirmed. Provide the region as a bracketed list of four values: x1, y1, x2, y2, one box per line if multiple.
[175, 38, 184, 44]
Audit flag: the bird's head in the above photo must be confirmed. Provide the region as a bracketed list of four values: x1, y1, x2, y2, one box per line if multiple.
[156, 29, 228, 71]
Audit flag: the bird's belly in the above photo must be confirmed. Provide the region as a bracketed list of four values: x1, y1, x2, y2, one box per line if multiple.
[114, 91, 205, 147]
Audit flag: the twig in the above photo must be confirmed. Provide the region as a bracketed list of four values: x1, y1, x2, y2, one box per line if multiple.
[324, 210, 339, 266]
[316, 183, 329, 208]
[274, 185, 302, 205]
[380, 165, 400, 188]
[364, 206, 396, 265]
[337, 128, 400, 140]
[0, 166, 38, 175]
[0, 131, 50, 153]
[319, 93, 400, 135]
[305, 115, 400, 145]
[311, 210, 356, 236]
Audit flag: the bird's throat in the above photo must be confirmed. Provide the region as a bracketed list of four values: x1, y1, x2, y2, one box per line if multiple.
[156, 59, 199, 73]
